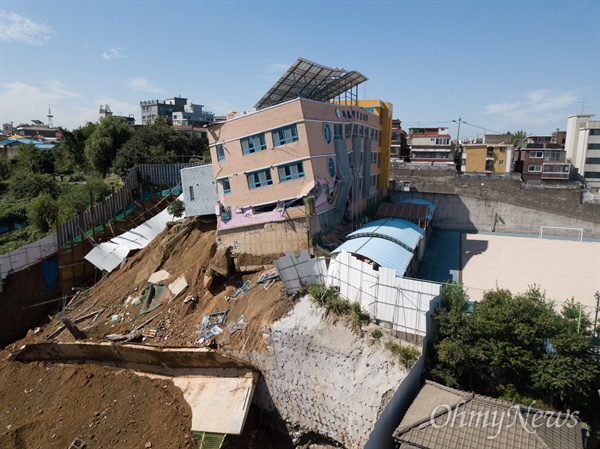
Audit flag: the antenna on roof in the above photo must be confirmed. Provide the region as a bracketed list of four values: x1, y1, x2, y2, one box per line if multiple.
[581, 97, 588, 114]
[47, 105, 53, 128]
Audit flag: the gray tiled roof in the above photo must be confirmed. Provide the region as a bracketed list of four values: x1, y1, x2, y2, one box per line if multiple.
[393, 381, 588, 449]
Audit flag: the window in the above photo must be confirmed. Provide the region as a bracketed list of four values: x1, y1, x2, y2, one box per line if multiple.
[543, 165, 569, 173]
[528, 165, 542, 172]
[272, 124, 298, 147]
[247, 169, 273, 189]
[328, 156, 336, 178]
[189, 186, 195, 201]
[334, 123, 343, 139]
[352, 124, 358, 137]
[345, 123, 352, 138]
[435, 138, 450, 145]
[586, 157, 600, 165]
[588, 144, 600, 150]
[359, 125, 364, 137]
[241, 133, 267, 155]
[499, 160, 505, 165]
[323, 123, 332, 144]
[278, 161, 305, 182]
[530, 151, 544, 158]
[220, 178, 231, 194]
[370, 174, 377, 187]
[589, 129, 600, 135]
[374, 129, 379, 142]
[216, 144, 225, 161]
[584, 171, 600, 178]
[348, 151, 353, 167]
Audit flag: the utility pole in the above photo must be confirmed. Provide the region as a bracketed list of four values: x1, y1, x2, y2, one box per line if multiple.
[452, 116, 462, 171]
[593, 291, 600, 341]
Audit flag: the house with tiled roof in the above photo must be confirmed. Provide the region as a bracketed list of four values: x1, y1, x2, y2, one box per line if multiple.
[393, 380, 588, 449]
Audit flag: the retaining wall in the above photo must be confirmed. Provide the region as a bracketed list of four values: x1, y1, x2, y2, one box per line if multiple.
[231, 297, 412, 449]
[390, 170, 600, 237]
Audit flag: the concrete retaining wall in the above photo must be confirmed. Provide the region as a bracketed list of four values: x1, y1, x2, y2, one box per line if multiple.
[231, 297, 411, 449]
[389, 170, 600, 237]
[10, 342, 249, 375]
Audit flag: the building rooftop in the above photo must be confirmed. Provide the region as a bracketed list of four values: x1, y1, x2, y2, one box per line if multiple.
[394, 380, 588, 449]
[254, 57, 368, 111]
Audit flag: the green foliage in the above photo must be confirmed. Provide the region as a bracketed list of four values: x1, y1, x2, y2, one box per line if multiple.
[429, 283, 599, 417]
[85, 115, 133, 177]
[57, 175, 112, 222]
[7, 172, 58, 200]
[306, 283, 369, 332]
[9, 143, 55, 176]
[55, 123, 96, 174]
[112, 118, 206, 177]
[167, 199, 185, 218]
[27, 193, 57, 233]
[0, 154, 12, 180]
[371, 329, 383, 340]
[385, 340, 420, 368]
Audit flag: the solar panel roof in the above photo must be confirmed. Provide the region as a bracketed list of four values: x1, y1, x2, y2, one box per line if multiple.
[254, 57, 368, 110]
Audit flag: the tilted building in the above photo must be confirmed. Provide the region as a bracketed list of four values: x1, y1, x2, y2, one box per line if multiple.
[200, 58, 392, 256]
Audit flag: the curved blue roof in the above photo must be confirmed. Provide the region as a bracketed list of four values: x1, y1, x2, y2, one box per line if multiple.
[347, 218, 424, 251]
[332, 236, 414, 276]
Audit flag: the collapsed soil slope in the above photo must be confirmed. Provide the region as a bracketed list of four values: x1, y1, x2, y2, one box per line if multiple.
[1, 217, 296, 448]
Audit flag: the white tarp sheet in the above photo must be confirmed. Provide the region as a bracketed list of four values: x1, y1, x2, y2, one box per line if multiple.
[85, 196, 185, 272]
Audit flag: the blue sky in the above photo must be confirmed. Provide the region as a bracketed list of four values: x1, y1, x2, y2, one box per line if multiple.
[1, 0, 599, 140]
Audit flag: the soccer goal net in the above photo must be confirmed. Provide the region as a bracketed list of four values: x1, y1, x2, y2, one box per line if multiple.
[539, 226, 584, 241]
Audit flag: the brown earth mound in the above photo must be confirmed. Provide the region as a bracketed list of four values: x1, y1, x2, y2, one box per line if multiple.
[0, 217, 298, 448]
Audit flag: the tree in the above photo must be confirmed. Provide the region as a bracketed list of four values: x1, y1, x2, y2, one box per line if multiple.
[112, 117, 207, 177]
[55, 123, 96, 174]
[85, 116, 132, 177]
[428, 284, 598, 415]
[27, 193, 57, 233]
[167, 199, 185, 219]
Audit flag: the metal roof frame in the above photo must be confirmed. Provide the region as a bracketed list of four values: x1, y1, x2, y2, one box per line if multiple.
[254, 57, 368, 110]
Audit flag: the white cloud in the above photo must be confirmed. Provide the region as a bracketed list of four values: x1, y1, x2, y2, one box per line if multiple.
[101, 48, 126, 60]
[0, 11, 54, 45]
[0, 81, 94, 129]
[482, 89, 580, 132]
[124, 78, 164, 94]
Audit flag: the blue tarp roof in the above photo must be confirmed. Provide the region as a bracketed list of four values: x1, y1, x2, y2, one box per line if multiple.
[332, 218, 425, 276]
[346, 218, 425, 251]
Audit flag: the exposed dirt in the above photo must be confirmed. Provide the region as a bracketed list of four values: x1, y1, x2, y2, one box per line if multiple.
[0, 217, 298, 448]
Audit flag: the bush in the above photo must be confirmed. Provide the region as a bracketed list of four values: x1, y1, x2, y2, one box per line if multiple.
[385, 340, 420, 368]
[371, 329, 383, 340]
[306, 283, 370, 332]
[27, 193, 57, 233]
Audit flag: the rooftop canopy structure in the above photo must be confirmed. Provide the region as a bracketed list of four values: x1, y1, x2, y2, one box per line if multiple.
[254, 57, 368, 110]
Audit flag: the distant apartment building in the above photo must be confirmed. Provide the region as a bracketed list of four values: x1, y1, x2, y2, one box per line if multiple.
[390, 119, 409, 161]
[461, 143, 511, 173]
[140, 97, 214, 126]
[407, 127, 454, 166]
[99, 105, 136, 126]
[2, 121, 59, 140]
[565, 114, 600, 192]
[201, 58, 389, 255]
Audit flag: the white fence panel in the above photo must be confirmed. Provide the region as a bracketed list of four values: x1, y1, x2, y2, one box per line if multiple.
[0, 233, 58, 280]
[275, 250, 327, 294]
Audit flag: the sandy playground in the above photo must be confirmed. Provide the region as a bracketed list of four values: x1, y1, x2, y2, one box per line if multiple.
[461, 233, 600, 312]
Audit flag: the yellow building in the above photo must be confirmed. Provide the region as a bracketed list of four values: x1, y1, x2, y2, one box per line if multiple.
[462, 144, 511, 173]
[355, 100, 393, 192]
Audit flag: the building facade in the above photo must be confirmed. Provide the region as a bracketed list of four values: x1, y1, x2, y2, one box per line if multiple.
[140, 97, 214, 126]
[461, 143, 511, 173]
[207, 97, 382, 236]
[390, 119, 410, 161]
[408, 127, 454, 166]
[565, 114, 600, 191]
